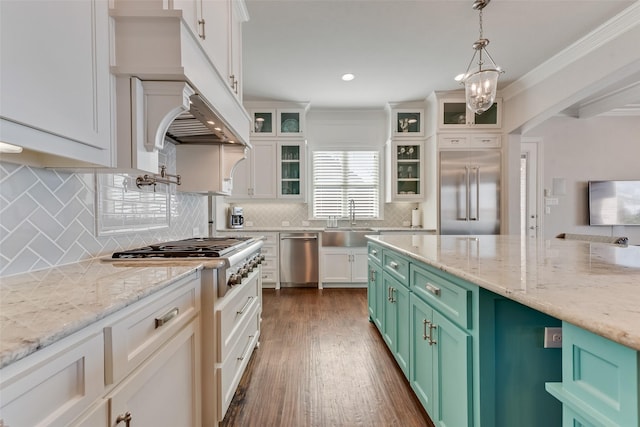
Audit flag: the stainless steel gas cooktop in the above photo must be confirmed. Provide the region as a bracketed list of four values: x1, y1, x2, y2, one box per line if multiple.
[111, 237, 254, 259]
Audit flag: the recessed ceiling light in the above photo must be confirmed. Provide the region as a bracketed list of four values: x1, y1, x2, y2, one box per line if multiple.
[341, 73, 355, 81]
[207, 120, 215, 125]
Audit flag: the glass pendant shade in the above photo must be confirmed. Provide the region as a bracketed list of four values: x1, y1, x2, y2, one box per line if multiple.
[464, 68, 499, 114]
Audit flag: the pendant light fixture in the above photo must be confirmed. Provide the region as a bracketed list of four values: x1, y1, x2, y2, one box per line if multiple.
[456, 0, 504, 115]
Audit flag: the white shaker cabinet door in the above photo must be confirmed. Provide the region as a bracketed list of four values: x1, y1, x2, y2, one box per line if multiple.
[0, 0, 113, 166]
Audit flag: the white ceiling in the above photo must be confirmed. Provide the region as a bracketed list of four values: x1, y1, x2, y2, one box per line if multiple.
[242, 0, 637, 110]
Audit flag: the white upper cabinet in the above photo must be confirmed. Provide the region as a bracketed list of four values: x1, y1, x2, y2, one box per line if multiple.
[0, 0, 113, 167]
[173, 0, 247, 102]
[425, 91, 502, 133]
[390, 109, 425, 138]
[438, 97, 502, 129]
[247, 102, 309, 138]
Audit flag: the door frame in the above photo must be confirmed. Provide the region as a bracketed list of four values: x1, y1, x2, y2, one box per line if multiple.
[520, 138, 543, 238]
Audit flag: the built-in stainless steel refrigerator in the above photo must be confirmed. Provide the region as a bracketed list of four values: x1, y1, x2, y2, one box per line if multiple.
[439, 150, 501, 234]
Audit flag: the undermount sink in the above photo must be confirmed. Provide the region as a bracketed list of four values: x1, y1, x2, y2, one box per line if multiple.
[322, 228, 377, 247]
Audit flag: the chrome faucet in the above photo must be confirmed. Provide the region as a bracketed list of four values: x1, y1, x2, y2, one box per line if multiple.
[349, 198, 356, 225]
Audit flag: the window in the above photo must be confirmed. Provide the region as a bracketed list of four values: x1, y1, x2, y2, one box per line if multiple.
[312, 150, 380, 219]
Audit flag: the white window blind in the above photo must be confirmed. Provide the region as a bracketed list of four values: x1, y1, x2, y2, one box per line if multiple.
[312, 150, 380, 219]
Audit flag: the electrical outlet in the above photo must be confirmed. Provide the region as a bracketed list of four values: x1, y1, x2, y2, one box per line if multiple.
[192, 227, 199, 236]
[302, 221, 310, 226]
[282, 221, 290, 226]
[246, 221, 254, 227]
[402, 221, 410, 226]
[544, 327, 562, 348]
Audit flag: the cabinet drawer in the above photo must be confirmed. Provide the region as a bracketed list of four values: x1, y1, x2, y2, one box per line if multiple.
[368, 242, 383, 265]
[260, 245, 278, 258]
[382, 251, 409, 283]
[439, 135, 468, 148]
[215, 270, 260, 362]
[104, 272, 201, 384]
[470, 134, 500, 148]
[261, 233, 279, 245]
[410, 264, 471, 329]
[0, 333, 104, 427]
[261, 259, 277, 270]
[260, 269, 278, 283]
[217, 304, 260, 420]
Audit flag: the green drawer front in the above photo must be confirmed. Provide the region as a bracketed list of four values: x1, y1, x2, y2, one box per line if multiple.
[562, 322, 639, 426]
[382, 251, 409, 283]
[410, 263, 471, 330]
[368, 242, 383, 265]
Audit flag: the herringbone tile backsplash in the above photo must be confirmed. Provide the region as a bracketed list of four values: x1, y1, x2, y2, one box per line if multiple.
[0, 156, 207, 277]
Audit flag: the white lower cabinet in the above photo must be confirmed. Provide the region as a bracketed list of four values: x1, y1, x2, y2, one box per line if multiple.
[0, 332, 105, 427]
[107, 319, 201, 427]
[214, 269, 261, 421]
[0, 271, 202, 427]
[320, 247, 368, 286]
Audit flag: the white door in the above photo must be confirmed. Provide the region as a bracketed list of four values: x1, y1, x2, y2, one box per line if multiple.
[521, 141, 539, 238]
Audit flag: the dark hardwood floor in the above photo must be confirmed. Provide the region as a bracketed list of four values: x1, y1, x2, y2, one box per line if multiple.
[221, 288, 434, 427]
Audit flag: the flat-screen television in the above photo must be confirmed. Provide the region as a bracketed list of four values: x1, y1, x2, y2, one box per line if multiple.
[589, 180, 640, 226]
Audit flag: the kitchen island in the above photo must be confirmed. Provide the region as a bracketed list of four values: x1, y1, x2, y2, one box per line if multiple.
[367, 234, 640, 427]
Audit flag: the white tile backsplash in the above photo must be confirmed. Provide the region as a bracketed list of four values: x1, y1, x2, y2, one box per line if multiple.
[0, 153, 207, 277]
[221, 201, 418, 229]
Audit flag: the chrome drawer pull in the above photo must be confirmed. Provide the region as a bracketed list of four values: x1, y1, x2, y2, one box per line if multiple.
[427, 321, 437, 346]
[389, 261, 399, 269]
[237, 335, 255, 361]
[237, 296, 254, 315]
[371, 249, 378, 256]
[155, 307, 179, 328]
[425, 283, 441, 296]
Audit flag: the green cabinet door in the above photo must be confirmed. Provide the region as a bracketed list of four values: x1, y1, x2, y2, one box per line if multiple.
[410, 294, 436, 415]
[367, 260, 383, 329]
[432, 308, 472, 427]
[410, 293, 472, 427]
[383, 272, 410, 376]
[382, 273, 397, 350]
[395, 281, 410, 375]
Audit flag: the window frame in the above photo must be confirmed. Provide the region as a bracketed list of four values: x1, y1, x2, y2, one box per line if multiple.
[310, 148, 384, 221]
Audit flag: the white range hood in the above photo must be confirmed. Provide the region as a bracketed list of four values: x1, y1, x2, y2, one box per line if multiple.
[111, 7, 251, 194]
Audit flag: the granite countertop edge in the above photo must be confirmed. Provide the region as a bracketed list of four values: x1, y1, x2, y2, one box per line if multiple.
[0, 259, 204, 369]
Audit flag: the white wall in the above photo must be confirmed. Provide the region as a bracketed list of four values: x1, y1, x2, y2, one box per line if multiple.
[524, 115, 640, 245]
[306, 109, 387, 149]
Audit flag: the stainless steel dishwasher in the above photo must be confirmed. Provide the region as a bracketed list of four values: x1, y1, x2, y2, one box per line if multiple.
[279, 232, 319, 287]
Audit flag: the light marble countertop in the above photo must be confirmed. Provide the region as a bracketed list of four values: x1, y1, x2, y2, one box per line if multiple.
[368, 234, 640, 351]
[0, 259, 202, 369]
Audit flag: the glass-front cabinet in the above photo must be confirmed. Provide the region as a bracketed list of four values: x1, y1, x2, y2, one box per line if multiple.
[386, 140, 424, 202]
[278, 142, 304, 199]
[439, 98, 501, 129]
[250, 107, 306, 137]
[391, 109, 424, 137]
[250, 109, 276, 136]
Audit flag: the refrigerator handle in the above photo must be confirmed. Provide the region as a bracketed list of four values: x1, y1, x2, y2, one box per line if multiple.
[469, 166, 479, 221]
[456, 167, 469, 221]
[465, 166, 470, 221]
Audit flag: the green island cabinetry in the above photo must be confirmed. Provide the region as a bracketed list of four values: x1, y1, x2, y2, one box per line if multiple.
[546, 322, 640, 426]
[368, 241, 564, 427]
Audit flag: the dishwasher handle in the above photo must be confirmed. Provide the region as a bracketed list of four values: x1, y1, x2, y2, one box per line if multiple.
[280, 236, 318, 240]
